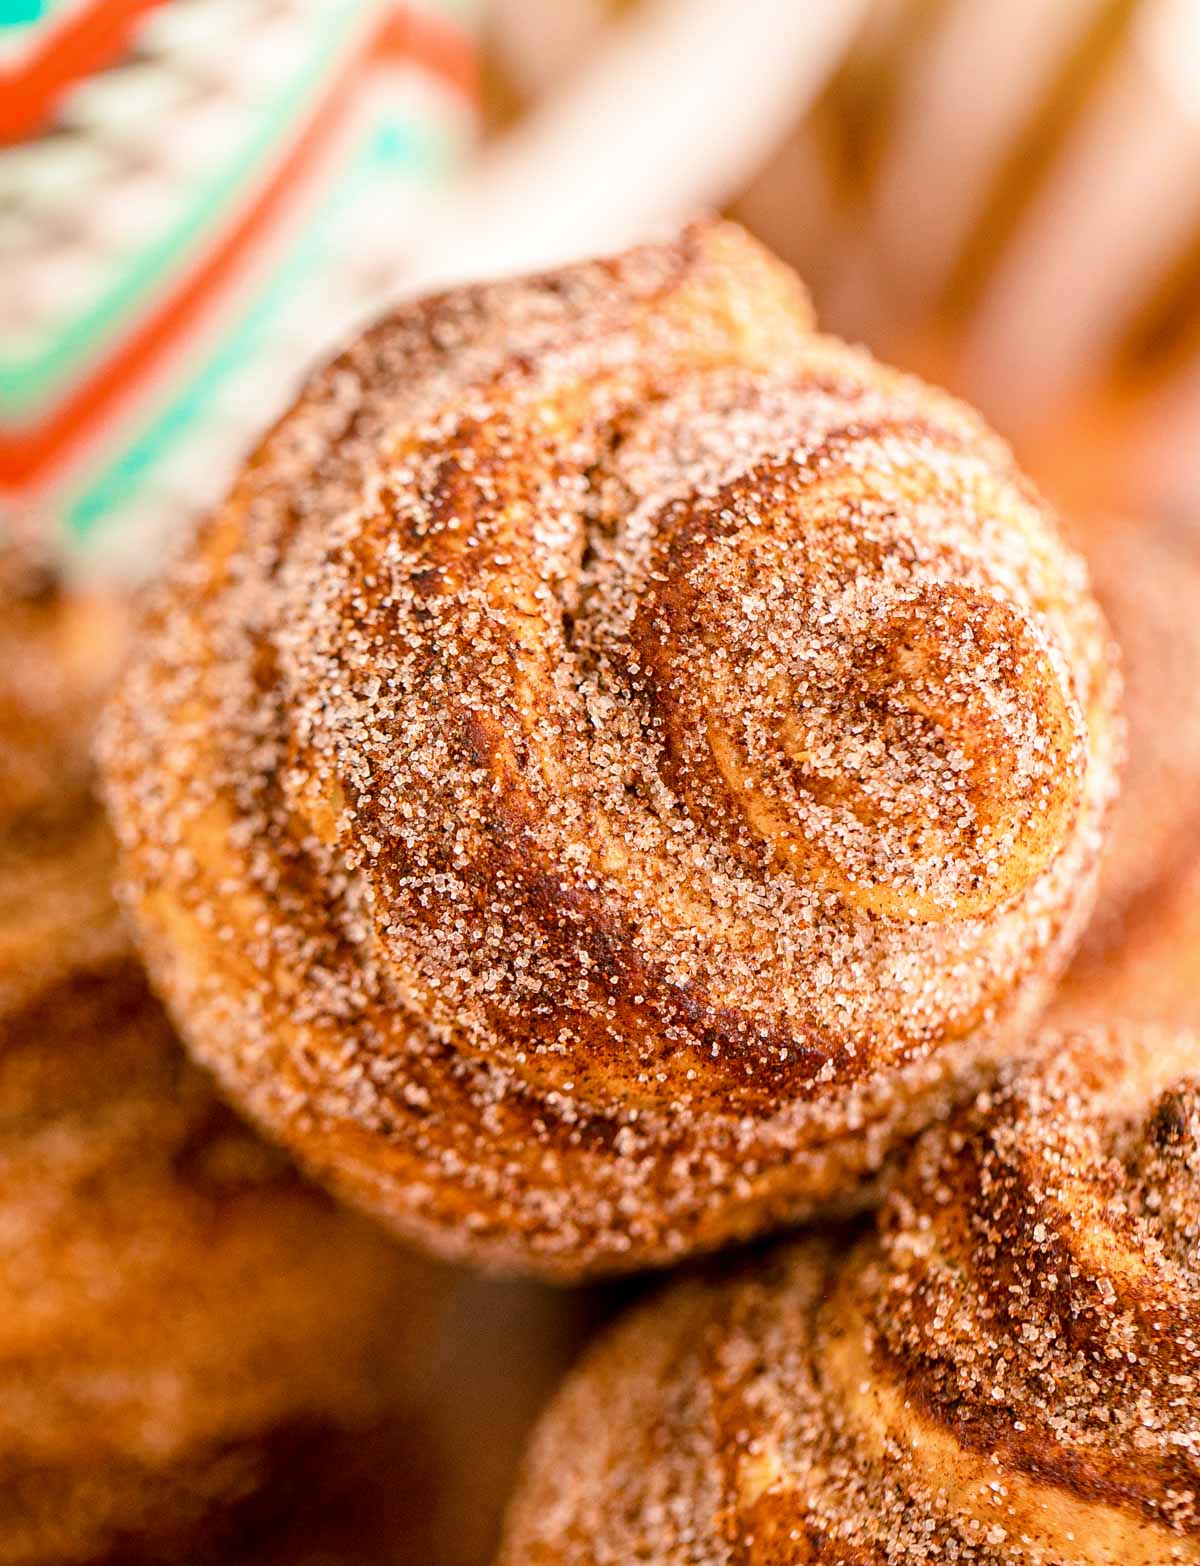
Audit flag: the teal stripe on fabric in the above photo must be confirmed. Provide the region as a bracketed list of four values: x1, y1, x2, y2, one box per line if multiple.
[67, 120, 443, 538]
[0, 0, 47, 27]
[1, 2, 367, 414]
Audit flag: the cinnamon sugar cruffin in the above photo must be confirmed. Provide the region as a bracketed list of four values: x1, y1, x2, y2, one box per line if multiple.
[500, 1025, 1200, 1565]
[0, 575, 432, 1566]
[99, 222, 1121, 1279]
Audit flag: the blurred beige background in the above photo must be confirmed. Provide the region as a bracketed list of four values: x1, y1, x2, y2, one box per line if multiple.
[483, 0, 1200, 523]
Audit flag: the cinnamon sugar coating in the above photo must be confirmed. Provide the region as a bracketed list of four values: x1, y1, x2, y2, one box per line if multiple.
[0, 576, 434, 1566]
[501, 1024, 1200, 1564]
[1054, 512, 1200, 1025]
[100, 222, 1120, 1279]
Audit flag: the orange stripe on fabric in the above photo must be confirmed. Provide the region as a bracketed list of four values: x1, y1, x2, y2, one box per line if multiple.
[1, 0, 170, 144]
[0, 5, 476, 490]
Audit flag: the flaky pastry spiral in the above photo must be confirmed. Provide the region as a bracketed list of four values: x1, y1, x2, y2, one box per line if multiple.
[1054, 511, 1200, 1026]
[101, 222, 1120, 1279]
[502, 1023, 1200, 1565]
[0, 578, 434, 1566]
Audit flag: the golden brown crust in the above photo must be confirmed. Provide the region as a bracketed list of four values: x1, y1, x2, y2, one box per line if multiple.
[100, 221, 1120, 1280]
[0, 576, 434, 1566]
[501, 1023, 1200, 1564]
[1054, 511, 1200, 1026]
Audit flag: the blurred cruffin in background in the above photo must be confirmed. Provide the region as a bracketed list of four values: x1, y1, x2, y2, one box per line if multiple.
[0, 550, 442, 1566]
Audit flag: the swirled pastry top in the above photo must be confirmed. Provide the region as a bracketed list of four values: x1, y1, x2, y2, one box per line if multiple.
[501, 1023, 1200, 1564]
[101, 222, 1120, 1276]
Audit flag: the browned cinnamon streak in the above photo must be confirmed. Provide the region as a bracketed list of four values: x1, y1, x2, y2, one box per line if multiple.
[501, 1024, 1200, 1565]
[0, 575, 434, 1566]
[100, 221, 1121, 1280]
